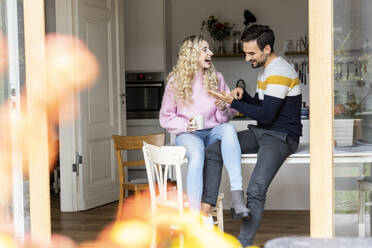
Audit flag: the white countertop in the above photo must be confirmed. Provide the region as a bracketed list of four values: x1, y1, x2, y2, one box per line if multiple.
[127, 119, 160, 126]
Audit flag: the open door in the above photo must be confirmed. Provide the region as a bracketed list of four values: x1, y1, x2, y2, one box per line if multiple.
[57, 0, 126, 211]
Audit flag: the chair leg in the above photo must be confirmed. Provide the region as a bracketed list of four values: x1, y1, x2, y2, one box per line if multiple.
[116, 188, 124, 220]
[116, 202, 123, 220]
[179, 234, 184, 248]
[217, 194, 224, 231]
[134, 189, 141, 197]
[359, 189, 366, 238]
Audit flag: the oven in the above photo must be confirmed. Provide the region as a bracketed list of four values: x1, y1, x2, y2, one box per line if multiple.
[125, 71, 164, 119]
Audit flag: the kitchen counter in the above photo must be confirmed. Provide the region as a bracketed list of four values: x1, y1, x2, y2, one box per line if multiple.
[127, 118, 161, 126]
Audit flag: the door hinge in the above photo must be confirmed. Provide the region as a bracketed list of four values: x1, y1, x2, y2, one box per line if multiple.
[72, 163, 78, 174]
[72, 153, 83, 176]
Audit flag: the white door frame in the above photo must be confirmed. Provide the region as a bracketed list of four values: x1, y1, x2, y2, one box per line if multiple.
[56, 0, 79, 212]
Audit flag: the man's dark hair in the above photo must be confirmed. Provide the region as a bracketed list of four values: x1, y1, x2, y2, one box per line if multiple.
[241, 24, 275, 52]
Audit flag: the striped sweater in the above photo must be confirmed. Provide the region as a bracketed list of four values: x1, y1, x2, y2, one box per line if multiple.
[231, 56, 302, 142]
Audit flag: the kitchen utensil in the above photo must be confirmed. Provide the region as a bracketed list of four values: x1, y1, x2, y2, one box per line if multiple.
[236, 79, 246, 88]
[296, 39, 302, 51]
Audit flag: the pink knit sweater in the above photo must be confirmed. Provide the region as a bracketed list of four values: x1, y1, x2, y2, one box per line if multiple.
[159, 71, 237, 135]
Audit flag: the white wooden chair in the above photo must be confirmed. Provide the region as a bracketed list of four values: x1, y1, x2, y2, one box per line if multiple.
[142, 142, 224, 230]
[142, 141, 186, 215]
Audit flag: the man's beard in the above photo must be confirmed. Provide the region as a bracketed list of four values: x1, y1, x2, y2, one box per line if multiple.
[251, 55, 267, 68]
[251, 60, 265, 68]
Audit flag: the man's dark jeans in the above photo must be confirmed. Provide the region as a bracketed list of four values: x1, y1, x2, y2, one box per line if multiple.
[202, 125, 299, 247]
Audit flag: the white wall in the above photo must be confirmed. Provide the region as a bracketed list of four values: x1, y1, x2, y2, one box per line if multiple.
[170, 0, 308, 101]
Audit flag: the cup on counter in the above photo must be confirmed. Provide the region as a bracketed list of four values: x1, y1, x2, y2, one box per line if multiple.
[192, 115, 204, 130]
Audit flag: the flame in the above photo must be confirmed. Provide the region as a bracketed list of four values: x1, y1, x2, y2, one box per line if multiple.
[0, 32, 99, 244]
[0, 32, 8, 74]
[0, 33, 99, 186]
[98, 192, 242, 248]
[0, 232, 16, 248]
[0, 32, 11, 223]
[109, 221, 152, 248]
[44, 33, 99, 122]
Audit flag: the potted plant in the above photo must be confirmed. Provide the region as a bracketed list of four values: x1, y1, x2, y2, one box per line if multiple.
[201, 16, 234, 54]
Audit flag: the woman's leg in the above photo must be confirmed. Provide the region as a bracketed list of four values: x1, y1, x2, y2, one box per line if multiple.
[175, 133, 206, 211]
[206, 123, 242, 191]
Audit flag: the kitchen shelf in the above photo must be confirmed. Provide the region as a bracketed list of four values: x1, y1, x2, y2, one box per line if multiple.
[213, 53, 245, 58]
[284, 51, 308, 56]
[335, 48, 371, 56]
[214, 51, 311, 57]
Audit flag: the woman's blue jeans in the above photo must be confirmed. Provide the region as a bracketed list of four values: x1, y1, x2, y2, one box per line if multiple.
[175, 123, 242, 211]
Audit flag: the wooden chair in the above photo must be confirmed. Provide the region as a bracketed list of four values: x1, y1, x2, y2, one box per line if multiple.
[112, 133, 164, 219]
[142, 142, 224, 231]
[211, 193, 224, 231]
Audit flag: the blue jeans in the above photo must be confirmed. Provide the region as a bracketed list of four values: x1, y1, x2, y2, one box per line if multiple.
[175, 123, 242, 211]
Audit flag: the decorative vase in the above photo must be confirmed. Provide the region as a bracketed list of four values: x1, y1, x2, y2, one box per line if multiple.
[217, 40, 225, 55]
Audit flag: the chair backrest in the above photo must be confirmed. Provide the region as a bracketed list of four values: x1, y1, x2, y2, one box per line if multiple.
[112, 133, 165, 185]
[142, 142, 186, 215]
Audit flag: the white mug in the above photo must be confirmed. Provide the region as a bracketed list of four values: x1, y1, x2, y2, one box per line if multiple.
[193, 115, 204, 130]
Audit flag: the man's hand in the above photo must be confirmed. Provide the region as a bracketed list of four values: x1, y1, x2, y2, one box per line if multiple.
[215, 100, 227, 111]
[231, 87, 244, 100]
[208, 90, 234, 104]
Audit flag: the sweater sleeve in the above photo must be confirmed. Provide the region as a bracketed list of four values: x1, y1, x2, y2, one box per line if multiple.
[231, 80, 288, 124]
[241, 89, 260, 105]
[159, 82, 188, 135]
[214, 73, 238, 123]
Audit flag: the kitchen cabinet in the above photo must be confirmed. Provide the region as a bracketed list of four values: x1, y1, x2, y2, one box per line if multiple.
[124, 0, 171, 72]
[127, 119, 164, 136]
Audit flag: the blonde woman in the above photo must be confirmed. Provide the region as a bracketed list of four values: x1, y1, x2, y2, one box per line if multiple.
[159, 35, 250, 222]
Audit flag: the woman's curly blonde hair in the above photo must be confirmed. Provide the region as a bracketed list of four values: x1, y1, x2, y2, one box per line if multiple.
[167, 35, 218, 105]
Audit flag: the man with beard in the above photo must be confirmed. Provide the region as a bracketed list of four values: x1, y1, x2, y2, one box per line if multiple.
[200, 24, 302, 246]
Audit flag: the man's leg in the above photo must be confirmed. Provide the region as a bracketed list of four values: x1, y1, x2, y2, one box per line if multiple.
[202, 129, 258, 206]
[201, 140, 223, 206]
[238, 132, 298, 246]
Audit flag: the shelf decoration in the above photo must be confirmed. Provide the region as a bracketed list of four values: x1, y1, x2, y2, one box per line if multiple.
[201, 16, 234, 54]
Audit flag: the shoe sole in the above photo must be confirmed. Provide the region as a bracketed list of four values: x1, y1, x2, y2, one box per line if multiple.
[231, 207, 251, 221]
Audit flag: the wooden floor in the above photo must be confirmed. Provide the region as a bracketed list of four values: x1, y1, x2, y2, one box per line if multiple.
[51, 195, 309, 247]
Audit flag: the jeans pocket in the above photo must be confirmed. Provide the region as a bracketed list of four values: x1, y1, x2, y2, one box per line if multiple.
[263, 130, 288, 144]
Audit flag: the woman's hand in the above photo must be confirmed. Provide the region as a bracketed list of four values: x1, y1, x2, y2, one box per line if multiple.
[231, 87, 244, 100]
[208, 90, 234, 104]
[215, 100, 227, 111]
[187, 117, 198, 133]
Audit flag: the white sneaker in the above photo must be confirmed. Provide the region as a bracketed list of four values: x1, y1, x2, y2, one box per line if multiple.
[201, 215, 214, 230]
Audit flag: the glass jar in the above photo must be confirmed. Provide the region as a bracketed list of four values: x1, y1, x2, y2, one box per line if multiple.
[232, 31, 242, 54]
[284, 39, 294, 52]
